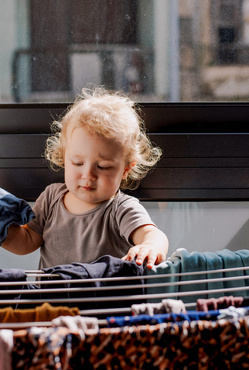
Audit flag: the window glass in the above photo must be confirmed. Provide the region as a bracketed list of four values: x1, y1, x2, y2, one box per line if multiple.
[1, 0, 249, 103]
[143, 201, 249, 257]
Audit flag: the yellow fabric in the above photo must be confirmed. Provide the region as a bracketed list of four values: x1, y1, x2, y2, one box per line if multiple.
[0, 302, 79, 323]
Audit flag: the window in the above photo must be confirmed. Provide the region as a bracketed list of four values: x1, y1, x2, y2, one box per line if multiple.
[30, 0, 137, 93]
[1, 1, 249, 102]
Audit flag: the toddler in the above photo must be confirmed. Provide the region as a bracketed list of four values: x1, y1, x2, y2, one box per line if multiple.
[2, 87, 168, 269]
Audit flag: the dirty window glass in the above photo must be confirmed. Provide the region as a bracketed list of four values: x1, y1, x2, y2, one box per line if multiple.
[0, 0, 248, 103]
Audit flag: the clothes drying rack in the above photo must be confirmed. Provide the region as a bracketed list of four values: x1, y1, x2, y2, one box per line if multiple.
[1, 263, 249, 369]
[0, 264, 249, 327]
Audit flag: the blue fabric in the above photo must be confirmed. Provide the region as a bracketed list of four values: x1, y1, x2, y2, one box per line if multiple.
[0, 188, 35, 244]
[0, 268, 28, 308]
[41, 255, 145, 311]
[106, 309, 221, 327]
[145, 248, 249, 304]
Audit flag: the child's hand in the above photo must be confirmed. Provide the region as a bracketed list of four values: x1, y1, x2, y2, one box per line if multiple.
[122, 224, 168, 269]
[122, 244, 166, 269]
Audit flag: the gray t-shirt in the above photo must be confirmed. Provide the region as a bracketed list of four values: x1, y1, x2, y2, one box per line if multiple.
[28, 183, 155, 269]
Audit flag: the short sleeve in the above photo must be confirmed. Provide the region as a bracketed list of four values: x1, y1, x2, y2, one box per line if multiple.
[115, 193, 155, 244]
[28, 183, 65, 236]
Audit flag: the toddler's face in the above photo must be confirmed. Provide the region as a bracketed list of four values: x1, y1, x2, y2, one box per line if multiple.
[63, 126, 130, 213]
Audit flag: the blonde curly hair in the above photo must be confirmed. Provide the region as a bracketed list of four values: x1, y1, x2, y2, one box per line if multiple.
[45, 87, 162, 190]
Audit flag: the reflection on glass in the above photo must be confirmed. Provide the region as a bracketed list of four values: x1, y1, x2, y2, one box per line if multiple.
[1, 0, 249, 103]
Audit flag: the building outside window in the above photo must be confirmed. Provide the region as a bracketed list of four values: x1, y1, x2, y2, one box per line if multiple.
[2, 0, 249, 103]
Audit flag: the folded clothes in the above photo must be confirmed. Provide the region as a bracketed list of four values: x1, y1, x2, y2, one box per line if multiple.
[0, 188, 35, 244]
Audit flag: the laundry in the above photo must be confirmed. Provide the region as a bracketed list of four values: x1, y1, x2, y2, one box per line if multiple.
[196, 295, 244, 312]
[13, 326, 82, 369]
[218, 306, 249, 320]
[0, 268, 29, 307]
[131, 298, 186, 316]
[106, 310, 222, 327]
[0, 268, 26, 282]
[11, 315, 249, 369]
[0, 188, 35, 244]
[82, 319, 249, 369]
[0, 330, 13, 370]
[52, 315, 99, 334]
[1, 251, 249, 368]
[146, 248, 249, 303]
[41, 255, 146, 310]
[0, 302, 80, 323]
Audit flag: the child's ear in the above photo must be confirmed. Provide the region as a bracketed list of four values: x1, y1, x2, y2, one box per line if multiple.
[122, 162, 136, 179]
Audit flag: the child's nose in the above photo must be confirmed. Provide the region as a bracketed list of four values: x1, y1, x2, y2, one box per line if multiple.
[82, 165, 97, 181]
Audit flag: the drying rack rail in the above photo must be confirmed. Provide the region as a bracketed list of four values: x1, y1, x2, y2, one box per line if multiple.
[0, 265, 248, 314]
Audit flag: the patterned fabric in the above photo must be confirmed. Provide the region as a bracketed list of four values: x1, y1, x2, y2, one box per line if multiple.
[13, 327, 82, 370]
[69, 317, 249, 369]
[12, 316, 249, 369]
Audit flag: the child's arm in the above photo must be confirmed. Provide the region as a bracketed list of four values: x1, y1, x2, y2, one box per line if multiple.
[122, 224, 168, 269]
[1, 224, 43, 255]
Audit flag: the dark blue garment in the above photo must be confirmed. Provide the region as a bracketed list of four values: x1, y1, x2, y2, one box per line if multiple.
[41, 255, 145, 311]
[0, 269, 40, 310]
[106, 310, 221, 327]
[0, 188, 35, 244]
[0, 268, 26, 282]
[0, 268, 28, 308]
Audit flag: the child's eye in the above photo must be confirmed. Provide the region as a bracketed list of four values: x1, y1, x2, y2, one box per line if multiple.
[97, 165, 111, 170]
[73, 162, 83, 166]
